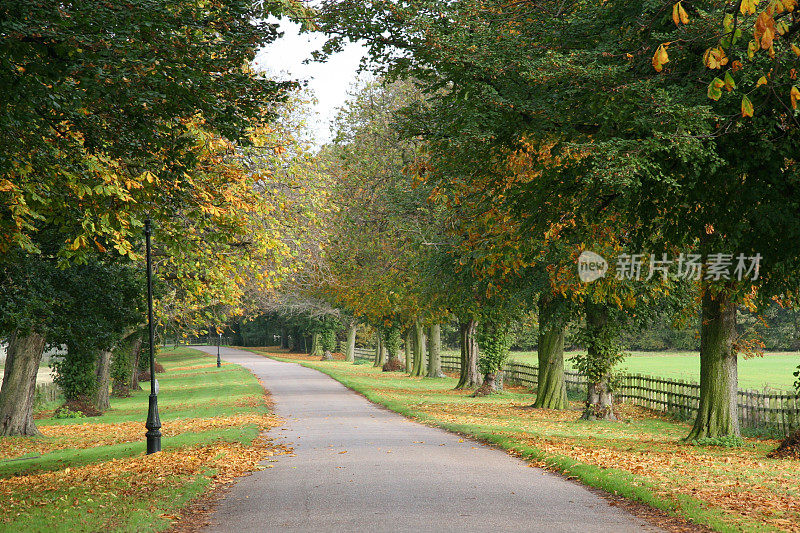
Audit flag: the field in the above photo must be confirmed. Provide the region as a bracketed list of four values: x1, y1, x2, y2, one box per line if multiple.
[258, 348, 800, 533]
[441, 350, 800, 392]
[0, 347, 284, 533]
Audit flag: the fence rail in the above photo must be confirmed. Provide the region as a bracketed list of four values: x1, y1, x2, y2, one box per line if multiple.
[441, 354, 800, 435]
[35, 382, 60, 404]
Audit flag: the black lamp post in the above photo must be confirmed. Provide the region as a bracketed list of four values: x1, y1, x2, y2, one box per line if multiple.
[144, 218, 162, 454]
[217, 332, 222, 368]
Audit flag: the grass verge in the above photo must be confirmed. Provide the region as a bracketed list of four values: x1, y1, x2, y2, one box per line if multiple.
[253, 347, 798, 533]
[0, 347, 286, 532]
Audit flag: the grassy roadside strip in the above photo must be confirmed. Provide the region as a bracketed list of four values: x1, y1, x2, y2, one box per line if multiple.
[250, 348, 796, 533]
[0, 347, 286, 533]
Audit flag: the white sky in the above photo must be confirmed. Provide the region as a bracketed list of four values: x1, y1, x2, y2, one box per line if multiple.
[254, 19, 367, 146]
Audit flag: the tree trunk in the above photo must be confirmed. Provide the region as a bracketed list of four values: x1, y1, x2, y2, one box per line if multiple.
[426, 324, 444, 378]
[534, 295, 568, 409]
[373, 330, 386, 367]
[472, 372, 497, 397]
[93, 349, 112, 411]
[281, 327, 289, 350]
[686, 288, 739, 441]
[404, 329, 413, 373]
[411, 320, 426, 377]
[310, 332, 323, 357]
[455, 319, 481, 389]
[345, 323, 357, 362]
[0, 331, 47, 436]
[581, 304, 617, 421]
[128, 335, 143, 392]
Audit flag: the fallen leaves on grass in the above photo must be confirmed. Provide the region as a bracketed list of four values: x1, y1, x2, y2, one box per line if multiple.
[0, 426, 291, 526]
[1, 413, 278, 461]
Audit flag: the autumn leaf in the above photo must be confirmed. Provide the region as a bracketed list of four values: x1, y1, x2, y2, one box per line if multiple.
[741, 95, 754, 117]
[740, 0, 759, 15]
[754, 11, 776, 50]
[747, 39, 759, 59]
[703, 47, 728, 69]
[757, 75, 768, 87]
[791, 86, 800, 109]
[652, 44, 669, 72]
[724, 71, 737, 91]
[672, 2, 689, 25]
[707, 77, 725, 100]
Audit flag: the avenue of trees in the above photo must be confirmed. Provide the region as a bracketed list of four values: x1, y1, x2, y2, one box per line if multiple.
[4, 0, 800, 456]
[0, 0, 322, 435]
[249, 0, 800, 450]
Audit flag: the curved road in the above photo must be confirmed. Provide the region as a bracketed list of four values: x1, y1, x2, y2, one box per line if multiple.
[193, 346, 662, 533]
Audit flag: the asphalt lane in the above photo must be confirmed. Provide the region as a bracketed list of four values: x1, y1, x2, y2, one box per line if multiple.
[193, 346, 662, 533]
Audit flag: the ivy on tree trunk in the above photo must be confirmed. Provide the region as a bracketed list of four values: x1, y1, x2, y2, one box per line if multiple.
[578, 303, 622, 421]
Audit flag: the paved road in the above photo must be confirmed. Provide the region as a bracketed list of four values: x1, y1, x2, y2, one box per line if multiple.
[193, 346, 661, 533]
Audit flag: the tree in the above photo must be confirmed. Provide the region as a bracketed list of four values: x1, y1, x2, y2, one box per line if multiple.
[319, 0, 800, 439]
[533, 294, 569, 410]
[1, 0, 306, 258]
[426, 323, 444, 378]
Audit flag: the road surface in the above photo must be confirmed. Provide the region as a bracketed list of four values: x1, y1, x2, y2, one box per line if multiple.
[193, 346, 662, 533]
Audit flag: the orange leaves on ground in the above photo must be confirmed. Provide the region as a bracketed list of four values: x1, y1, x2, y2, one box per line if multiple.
[0, 435, 292, 526]
[0, 413, 280, 461]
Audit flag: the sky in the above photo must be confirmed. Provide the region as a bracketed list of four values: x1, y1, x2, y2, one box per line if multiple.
[253, 18, 367, 146]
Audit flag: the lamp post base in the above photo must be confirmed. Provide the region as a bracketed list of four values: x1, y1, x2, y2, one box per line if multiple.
[145, 393, 162, 454]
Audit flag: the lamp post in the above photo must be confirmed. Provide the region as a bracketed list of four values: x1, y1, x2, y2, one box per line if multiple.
[144, 218, 162, 454]
[217, 332, 222, 368]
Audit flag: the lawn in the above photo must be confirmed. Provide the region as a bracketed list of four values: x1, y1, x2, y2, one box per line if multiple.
[441, 349, 800, 392]
[256, 348, 800, 533]
[0, 347, 285, 533]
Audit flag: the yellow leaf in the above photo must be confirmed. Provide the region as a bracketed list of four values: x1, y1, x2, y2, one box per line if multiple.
[703, 47, 729, 69]
[740, 0, 758, 14]
[748, 39, 759, 59]
[793, 44, 800, 56]
[741, 95, 754, 117]
[785, 0, 797, 10]
[652, 44, 669, 72]
[757, 75, 768, 86]
[680, 3, 690, 23]
[791, 86, 800, 109]
[672, 2, 681, 25]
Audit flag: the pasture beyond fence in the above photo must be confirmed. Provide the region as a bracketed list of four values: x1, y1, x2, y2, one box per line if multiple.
[354, 347, 799, 436]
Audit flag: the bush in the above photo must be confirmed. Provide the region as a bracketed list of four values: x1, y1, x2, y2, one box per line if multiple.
[54, 405, 86, 419]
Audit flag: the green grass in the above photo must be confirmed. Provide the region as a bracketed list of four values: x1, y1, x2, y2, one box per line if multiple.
[442, 349, 800, 392]
[259, 350, 795, 533]
[0, 347, 270, 533]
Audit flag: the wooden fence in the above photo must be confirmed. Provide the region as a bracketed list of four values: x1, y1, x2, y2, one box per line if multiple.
[440, 354, 800, 435]
[35, 382, 60, 404]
